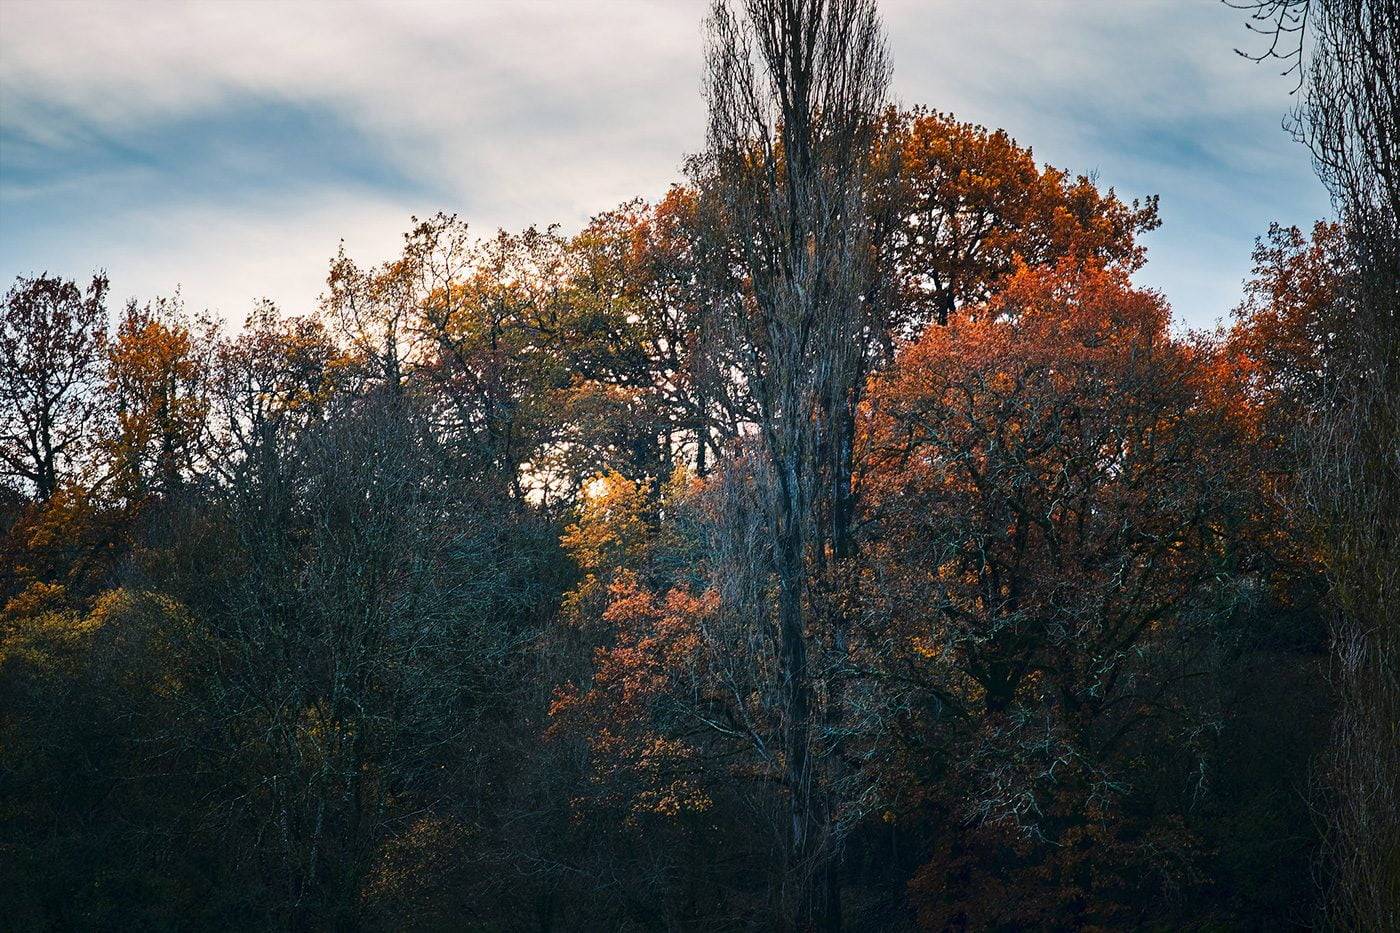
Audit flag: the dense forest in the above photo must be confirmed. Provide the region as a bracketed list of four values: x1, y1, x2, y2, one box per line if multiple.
[1, 1, 1396, 930]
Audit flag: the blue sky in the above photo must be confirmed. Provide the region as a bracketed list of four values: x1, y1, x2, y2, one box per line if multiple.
[0, 0, 1330, 330]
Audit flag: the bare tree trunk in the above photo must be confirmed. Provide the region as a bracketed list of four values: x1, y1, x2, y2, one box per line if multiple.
[776, 452, 814, 867]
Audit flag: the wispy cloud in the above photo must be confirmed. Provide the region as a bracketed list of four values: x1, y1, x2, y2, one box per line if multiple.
[0, 0, 1328, 326]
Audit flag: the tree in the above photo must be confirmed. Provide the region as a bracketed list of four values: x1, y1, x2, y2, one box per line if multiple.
[563, 188, 741, 481]
[0, 273, 110, 501]
[331, 215, 578, 502]
[1228, 221, 1347, 418]
[700, 0, 889, 922]
[860, 260, 1250, 926]
[196, 382, 537, 927]
[547, 464, 803, 927]
[206, 301, 341, 483]
[1235, 3, 1400, 924]
[104, 294, 213, 501]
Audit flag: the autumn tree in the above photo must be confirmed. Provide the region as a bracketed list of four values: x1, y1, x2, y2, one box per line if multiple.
[860, 260, 1251, 926]
[329, 215, 584, 501]
[543, 469, 754, 926]
[204, 302, 341, 481]
[1228, 221, 1348, 420]
[0, 273, 110, 501]
[884, 108, 1160, 330]
[103, 294, 213, 501]
[563, 188, 746, 481]
[1225, 220, 1351, 569]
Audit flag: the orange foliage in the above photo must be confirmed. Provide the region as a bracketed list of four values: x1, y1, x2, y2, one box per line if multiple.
[549, 572, 716, 824]
[886, 109, 1160, 329]
[1226, 220, 1348, 431]
[105, 297, 211, 499]
[861, 263, 1226, 715]
[560, 470, 657, 627]
[859, 260, 1245, 912]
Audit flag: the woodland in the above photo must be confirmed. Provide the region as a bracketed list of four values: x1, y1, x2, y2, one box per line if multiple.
[1, 1, 1396, 930]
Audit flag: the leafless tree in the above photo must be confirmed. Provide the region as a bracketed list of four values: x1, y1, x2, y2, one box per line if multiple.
[1299, 5, 1400, 928]
[700, 0, 889, 924]
[1235, 2, 1399, 927]
[198, 383, 531, 928]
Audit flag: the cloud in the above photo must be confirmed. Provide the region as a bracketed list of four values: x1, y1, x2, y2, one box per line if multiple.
[0, 0, 1328, 327]
[0, 0, 706, 220]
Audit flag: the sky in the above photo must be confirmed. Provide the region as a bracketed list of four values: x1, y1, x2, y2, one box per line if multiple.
[0, 0, 1331, 331]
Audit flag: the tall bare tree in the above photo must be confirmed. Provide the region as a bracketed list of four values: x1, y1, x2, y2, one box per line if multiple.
[1235, 1, 1399, 926]
[1299, 5, 1400, 928]
[700, 0, 888, 923]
